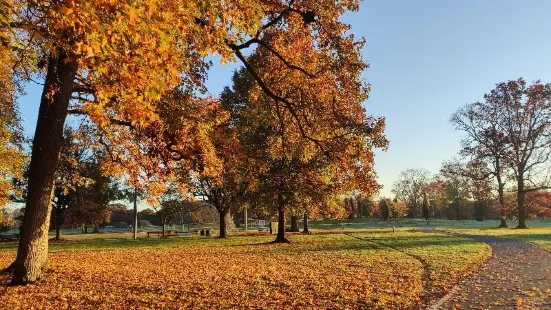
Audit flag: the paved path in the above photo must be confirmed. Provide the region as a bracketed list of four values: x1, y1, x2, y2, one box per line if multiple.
[437, 234, 551, 309]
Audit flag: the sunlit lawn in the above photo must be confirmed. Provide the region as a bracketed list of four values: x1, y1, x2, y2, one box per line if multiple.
[0, 232, 490, 309]
[441, 226, 551, 252]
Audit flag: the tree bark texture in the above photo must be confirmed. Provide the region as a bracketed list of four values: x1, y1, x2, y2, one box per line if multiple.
[302, 213, 309, 233]
[274, 193, 289, 243]
[290, 216, 299, 232]
[12, 50, 77, 285]
[219, 209, 228, 238]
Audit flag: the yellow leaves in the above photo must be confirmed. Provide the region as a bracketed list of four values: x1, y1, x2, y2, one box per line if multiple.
[0, 42, 26, 206]
[73, 42, 95, 58]
[85, 46, 95, 58]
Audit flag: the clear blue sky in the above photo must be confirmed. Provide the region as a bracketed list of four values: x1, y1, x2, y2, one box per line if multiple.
[16, 0, 551, 198]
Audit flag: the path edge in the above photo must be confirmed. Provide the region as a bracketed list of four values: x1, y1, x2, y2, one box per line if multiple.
[425, 285, 458, 310]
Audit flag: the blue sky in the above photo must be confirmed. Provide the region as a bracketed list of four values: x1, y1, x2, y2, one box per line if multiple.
[16, 0, 551, 198]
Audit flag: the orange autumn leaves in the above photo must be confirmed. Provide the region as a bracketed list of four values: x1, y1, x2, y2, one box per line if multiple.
[0, 233, 490, 309]
[0, 0, 26, 216]
[2, 0, 387, 208]
[99, 92, 229, 200]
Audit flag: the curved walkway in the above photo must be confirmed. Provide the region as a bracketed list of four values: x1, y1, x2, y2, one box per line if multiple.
[437, 234, 551, 309]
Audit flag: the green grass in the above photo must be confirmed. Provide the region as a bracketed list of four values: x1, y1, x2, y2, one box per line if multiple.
[440, 226, 551, 251]
[309, 218, 551, 230]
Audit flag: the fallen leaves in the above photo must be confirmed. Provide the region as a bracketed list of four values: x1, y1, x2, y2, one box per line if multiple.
[0, 233, 489, 309]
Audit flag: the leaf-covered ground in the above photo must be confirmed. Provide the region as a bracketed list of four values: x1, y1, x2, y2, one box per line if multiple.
[0, 232, 490, 309]
[353, 232, 492, 305]
[437, 234, 551, 309]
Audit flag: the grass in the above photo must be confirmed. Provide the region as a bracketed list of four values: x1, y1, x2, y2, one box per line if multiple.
[354, 232, 491, 303]
[309, 218, 551, 230]
[440, 226, 551, 252]
[0, 231, 490, 309]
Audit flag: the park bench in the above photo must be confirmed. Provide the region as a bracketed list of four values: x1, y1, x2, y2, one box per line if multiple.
[146, 230, 199, 237]
[0, 235, 19, 242]
[146, 231, 164, 237]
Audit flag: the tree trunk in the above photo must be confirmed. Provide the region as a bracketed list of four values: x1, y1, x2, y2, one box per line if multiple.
[274, 193, 289, 243]
[290, 216, 299, 232]
[133, 187, 138, 240]
[218, 209, 228, 238]
[93, 224, 99, 233]
[496, 172, 508, 228]
[55, 223, 62, 241]
[302, 213, 309, 233]
[517, 177, 527, 229]
[84, 226, 88, 234]
[12, 51, 77, 285]
[53, 206, 63, 241]
[161, 219, 166, 237]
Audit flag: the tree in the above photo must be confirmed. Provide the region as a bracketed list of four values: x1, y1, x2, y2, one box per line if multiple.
[421, 194, 430, 224]
[440, 159, 493, 221]
[524, 190, 551, 219]
[302, 212, 310, 233]
[436, 167, 472, 220]
[220, 38, 387, 242]
[379, 199, 390, 221]
[3, 0, 209, 283]
[5, 0, 378, 283]
[153, 200, 181, 238]
[451, 93, 511, 227]
[484, 79, 551, 228]
[196, 115, 252, 239]
[344, 197, 359, 219]
[66, 151, 122, 233]
[51, 126, 94, 240]
[392, 169, 430, 218]
[0, 37, 26, 216]
[424, 178, 448, 219]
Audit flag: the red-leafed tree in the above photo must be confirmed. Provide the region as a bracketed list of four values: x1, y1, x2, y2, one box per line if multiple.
[485, 79, 551, 228]
[451, 96, 511, 227]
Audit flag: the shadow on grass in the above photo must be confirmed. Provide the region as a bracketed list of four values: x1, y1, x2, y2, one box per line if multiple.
[0, 231, 487, 257]
[0, 236, 221, 252]
[227, 233, 485, 256]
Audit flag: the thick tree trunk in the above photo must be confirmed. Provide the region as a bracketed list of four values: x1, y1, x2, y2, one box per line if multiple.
[12, 51, 77, 285]
[517, 178, 527, 229]
[133, 187, 138, 240]
[218, 209, 228, 238]
[274, 193, 289, 243]
[496, 173, 508, 228]
[290, 216, 299, 232]
[302, 213, 309, 233]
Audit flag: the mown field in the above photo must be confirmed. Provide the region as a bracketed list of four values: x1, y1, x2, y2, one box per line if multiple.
[0, 232, 490, 309]
[442, 226, 551, 252]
